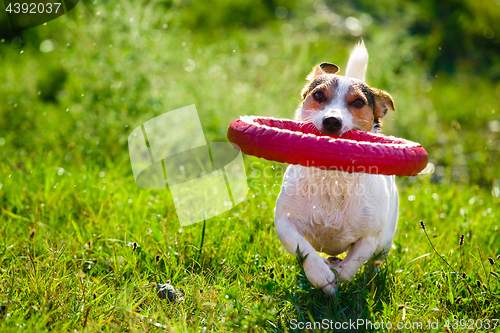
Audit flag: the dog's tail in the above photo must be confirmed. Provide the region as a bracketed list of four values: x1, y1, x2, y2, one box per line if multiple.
[345, 40, 368, 82]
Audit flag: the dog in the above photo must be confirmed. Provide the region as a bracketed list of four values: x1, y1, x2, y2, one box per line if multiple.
[274, 41, 399, 296]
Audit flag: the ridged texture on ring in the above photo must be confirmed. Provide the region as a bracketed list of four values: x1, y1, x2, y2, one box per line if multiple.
[227, 116, 428, 176]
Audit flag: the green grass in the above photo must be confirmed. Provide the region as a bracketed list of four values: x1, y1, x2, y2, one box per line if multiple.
[1, 0, 500, 331]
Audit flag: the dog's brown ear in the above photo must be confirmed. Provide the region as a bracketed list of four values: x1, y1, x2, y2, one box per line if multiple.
[372, 88, 395, 118]
[306, 62, 340, 80]
[319, 62, 339, 74]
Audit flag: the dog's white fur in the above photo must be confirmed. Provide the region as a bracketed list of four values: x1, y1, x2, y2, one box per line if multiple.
[274, 42, 399, 296]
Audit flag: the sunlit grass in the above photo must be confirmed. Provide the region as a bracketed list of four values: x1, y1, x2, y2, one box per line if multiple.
[1, 153, 499, 331]
[1, 0, 500, 331]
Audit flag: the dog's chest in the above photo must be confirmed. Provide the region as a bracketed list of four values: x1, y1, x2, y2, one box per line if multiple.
[280, 166, 377, 254]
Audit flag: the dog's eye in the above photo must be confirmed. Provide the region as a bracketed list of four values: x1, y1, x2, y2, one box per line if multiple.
[312, 90, 325, 102]
[351, 98, 366, 108]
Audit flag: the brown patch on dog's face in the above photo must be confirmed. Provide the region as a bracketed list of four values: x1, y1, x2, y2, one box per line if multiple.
[302, 79, 336, 111]
[348, 86, 395, 131]
[346, 84, 375, 132]
[301, 63, 339, 100]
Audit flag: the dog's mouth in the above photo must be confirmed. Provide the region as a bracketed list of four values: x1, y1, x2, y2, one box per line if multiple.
[318, 124, 353, 136]
[304, 120, 360, 137]
[311, 124, 344, 136]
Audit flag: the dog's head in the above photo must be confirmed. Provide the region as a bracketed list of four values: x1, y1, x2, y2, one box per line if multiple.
[297, 62, 394, 135]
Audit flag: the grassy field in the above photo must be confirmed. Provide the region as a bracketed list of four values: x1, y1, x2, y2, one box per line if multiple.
[1, 0, 500, 331]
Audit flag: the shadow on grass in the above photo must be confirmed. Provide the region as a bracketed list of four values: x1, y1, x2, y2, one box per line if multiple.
[268, 259, 393, 333]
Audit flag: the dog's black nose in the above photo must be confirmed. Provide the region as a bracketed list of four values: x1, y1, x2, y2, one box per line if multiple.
[322, 117, 342, 132]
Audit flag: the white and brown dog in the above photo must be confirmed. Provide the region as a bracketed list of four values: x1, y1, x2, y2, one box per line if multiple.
[274, 42, 399, 296]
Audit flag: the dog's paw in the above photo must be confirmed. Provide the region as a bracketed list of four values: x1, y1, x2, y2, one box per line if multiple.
[321, 277, 337, 296]
[303, 255, 338, 296]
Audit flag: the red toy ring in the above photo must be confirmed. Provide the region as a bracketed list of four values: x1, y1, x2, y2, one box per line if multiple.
[227, 116, 428, 176]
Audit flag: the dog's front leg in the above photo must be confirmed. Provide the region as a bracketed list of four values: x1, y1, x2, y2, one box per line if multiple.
[328, 237, 378, 282]
[275, 216, 337, 295]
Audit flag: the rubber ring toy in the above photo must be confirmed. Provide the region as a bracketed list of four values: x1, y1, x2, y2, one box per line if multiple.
[227, 116, 428, 176]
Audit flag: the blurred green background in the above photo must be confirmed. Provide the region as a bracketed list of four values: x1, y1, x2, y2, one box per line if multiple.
[1, 0, 500, 187]
[1, 0, 500, 331]
[0, 0, 500, 184]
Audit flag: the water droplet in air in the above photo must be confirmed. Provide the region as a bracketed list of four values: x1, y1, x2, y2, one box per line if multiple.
[40, 39, 54, 53]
